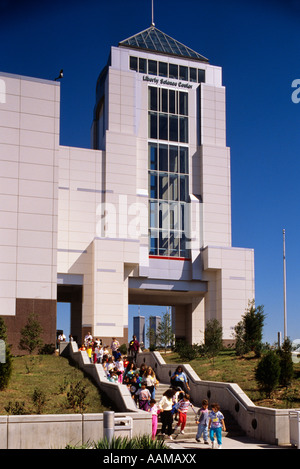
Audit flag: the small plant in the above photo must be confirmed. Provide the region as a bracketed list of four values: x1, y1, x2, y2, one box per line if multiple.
[66, 435, 169, 449]
[66, 380, 88, 412]
[32, 388, 46, 414]
[19, 312, 43, 355]
[5, 401, 27, 415]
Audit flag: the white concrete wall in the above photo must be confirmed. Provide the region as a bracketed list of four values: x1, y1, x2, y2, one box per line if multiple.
[0, 73, 59, 315]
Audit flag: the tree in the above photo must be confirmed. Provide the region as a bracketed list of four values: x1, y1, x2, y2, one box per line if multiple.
[19, 312, 43, 354]
[156, 311, 174, 353]
[205, 319, 223, 364]
[0, 317, 13, 390]
[234, 300, 265, 357]
[278, 337, 294, 387]
[255, 350, 280, 398]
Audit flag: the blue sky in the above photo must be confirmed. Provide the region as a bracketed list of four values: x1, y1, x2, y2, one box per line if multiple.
[1, 0, 300, 345]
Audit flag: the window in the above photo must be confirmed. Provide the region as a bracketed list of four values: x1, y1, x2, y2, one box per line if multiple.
[148, 87, 189, 144]
[169, 64, 178, 79]
[159, 62, 168, 77]
[130, 56, 138, 71]
[139, 58, 147, 73]
[129, 56, 206, 85]
[179, 66, 188, 81]
[148, 60, 157, 75]
[189, 67, 197, 82]
[148, 87, 190, 259]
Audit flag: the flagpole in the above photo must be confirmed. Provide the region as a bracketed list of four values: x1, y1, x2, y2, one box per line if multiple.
[283, 229, 287, 341]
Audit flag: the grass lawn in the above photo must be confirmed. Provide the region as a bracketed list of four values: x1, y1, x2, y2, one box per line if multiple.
[0, 354, 114, 415]
[163, 349, 300, 409]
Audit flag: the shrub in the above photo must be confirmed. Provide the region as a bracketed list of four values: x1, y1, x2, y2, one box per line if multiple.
[19, 312, 43, 354]
[32, 388, 47, 414]
[5, 401, 27, 415]
[255, 350, 281, 398]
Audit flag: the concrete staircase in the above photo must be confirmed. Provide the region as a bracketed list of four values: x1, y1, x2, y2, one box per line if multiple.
[154, 382, 245, 441]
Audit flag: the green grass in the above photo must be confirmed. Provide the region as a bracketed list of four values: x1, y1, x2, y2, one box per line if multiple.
[163, 349, 300, 409]
[0, 354, 114, 415]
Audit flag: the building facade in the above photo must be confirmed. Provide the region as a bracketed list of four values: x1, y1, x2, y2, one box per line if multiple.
[0, 25, 254, 353]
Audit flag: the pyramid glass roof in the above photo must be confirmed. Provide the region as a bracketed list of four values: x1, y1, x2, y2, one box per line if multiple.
[119, 26, 209, 63]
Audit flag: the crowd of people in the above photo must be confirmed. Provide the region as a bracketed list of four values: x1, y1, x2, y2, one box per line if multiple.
[77, 332, 226, 448]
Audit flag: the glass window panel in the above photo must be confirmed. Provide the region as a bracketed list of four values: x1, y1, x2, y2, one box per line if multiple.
[180, 233, 188, 258]
[180, 202, 190, 233]
[159, 62, 168, 77]
[159, 144, 168, 171]
[149, 172, 158, 199]
[149, 87, 158, 111]
[169, 89, 176, 114]
[139, 58, 147, 73]
[148, 60, 157, 75]
[169, 174, 178, 201]
[149, 143, 158, 170]
[179, 92, 188, 116]
[159, 173, 169, 200]
[179, 147, 188, 173]
[169, 63, 178, 79]
[169, 145, 178, 172]
[169, 202, 180, 230]
[169, 231, 179, 256]
[129, 56, 138, 71]
[180, 175, 188, 202]
[149, 112, 157, 139]
[169, 115, 178, 141]
[190, 68, 197, 81]
[179, 116, 188, 143]
[149, 200, 158, 228]
[161, 88, 168, 113]
[159, 113, 168, 140]
[159, 231, 169, 256]
[189, 67, 197, 82]
[149, 229, 158, 255]
[159, 202, 169, 230]
[179, 66, 188, 81]
[198, 69, 205, 83]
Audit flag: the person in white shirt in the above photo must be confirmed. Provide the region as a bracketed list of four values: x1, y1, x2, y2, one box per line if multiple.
[158, 388, 175, 439]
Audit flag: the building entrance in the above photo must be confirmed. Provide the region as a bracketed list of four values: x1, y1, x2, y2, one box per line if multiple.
[57, 285, 82, 345]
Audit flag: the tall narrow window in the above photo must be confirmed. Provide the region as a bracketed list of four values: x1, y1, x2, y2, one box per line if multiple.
[148, 86, 190, 258]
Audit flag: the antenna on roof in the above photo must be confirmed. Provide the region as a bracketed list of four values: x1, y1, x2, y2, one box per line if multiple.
[151, 0, 155, 26]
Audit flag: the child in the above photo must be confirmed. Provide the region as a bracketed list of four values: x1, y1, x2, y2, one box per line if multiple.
[129, 375, 140, 403]
[195, 399, 209, 444]
[208, 403, 226, 449]
[149, 399, 159, 440]
[115, 356, 124, 383]
[108, 371, 118, 383]
[136, 382, 151, 411]
[174, 393, 194, 434]
[86, 344, 93, 363]
[172, 388, 185, 421]
[97, 345, 103, 364]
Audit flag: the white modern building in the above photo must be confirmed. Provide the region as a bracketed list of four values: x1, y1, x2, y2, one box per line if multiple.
[0, 24, 254, 353]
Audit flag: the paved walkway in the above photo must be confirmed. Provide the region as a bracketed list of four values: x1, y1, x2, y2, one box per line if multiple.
[168, 435, 295, 450]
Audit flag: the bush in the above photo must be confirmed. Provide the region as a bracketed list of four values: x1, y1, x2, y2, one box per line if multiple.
[278, 338, 294, 387]
[255, 350, 281, 398]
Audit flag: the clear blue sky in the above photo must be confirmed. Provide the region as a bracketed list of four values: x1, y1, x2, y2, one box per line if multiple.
[1, 0, 300, 345]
